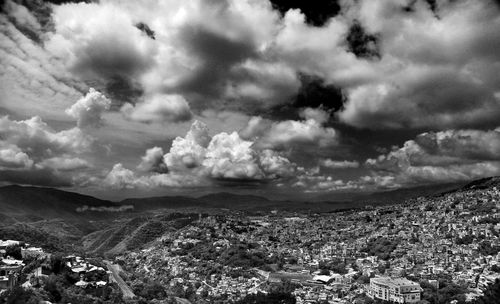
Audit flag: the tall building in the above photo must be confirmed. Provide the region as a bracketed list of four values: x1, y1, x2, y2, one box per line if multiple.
[368, 276, 423, 303]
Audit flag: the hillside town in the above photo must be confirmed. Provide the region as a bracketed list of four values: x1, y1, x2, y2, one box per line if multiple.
[1, 183, 500, 303]
[113, 184, 500, 303]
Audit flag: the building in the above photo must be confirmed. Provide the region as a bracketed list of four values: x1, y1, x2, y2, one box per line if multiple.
[369, 276, 422, 303]
[0, 263, 23, 291]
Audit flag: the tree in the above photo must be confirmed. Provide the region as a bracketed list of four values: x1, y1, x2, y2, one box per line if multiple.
[473, 279, 500, 304]
[5, 246, 22, 260]
[235, 292, 296, 304]
[3, 287, 40, 304]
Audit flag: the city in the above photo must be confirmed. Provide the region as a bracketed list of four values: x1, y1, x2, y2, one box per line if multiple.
[1, 179, 499, 303]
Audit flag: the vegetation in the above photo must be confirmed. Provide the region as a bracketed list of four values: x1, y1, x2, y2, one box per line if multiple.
[234, 292, 296, 304]
[473, 279, 500, 304]
[419, 279, 467, 304]
[361, 237, 400, 260]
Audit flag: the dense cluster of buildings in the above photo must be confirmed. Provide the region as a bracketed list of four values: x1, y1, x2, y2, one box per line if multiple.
[0, 240, 111, 297]
[118, 185, 500, 303]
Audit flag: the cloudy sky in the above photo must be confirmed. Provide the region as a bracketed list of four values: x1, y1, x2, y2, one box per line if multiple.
[1, 0, 500, 200]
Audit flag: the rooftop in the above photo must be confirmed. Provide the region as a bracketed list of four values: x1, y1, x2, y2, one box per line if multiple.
[371, 277, 420, 287]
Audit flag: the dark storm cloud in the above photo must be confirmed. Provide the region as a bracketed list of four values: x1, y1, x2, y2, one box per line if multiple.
[346, 21, 380, 59]
[104, 76, 144, 110]
[174, 26, 256, 99]
[267, 75, 345, 121]
[70, 38, 154, 80]
[135, 22, 155, 40]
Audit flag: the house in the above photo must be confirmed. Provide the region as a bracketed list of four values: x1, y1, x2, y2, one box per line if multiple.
[0, 259, 24, 291]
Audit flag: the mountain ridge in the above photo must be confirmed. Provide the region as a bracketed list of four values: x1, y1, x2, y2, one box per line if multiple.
[0, 177, 496, 217]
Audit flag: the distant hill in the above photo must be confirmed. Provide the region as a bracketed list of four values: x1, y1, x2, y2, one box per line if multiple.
[459, 176, 500, 191]
[0, 185, 119, 218]
[121, 191, 271, 211]
[0, 185, 131, 249]
[311, 181, 467, 204]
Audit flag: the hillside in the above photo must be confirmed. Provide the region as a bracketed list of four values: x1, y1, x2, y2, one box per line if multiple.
[0, 185, 122, 219]
[0, 185, 132, 251]
[82, 213, 198, 256]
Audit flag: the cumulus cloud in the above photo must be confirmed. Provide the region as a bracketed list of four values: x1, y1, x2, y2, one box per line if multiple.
[0, 116, 94, 157]
[65, 88, 111, 128]
[103, 120, 298, 189]
[137, 147, 168, 173]
[103, 163, 149, 189]
[240, 108, 337, 150]
[203, 132, 264, 180]
[164, 120, 211, 172]
[0, 106, 100, 187]
[47, 2, 157, 80]
[365, 127, 500, 186]
[103, 162, 207, 189]
[0, 143, 34, 170]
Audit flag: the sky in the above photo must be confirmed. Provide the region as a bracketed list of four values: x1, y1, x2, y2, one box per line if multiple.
[0, 0, 500, 200]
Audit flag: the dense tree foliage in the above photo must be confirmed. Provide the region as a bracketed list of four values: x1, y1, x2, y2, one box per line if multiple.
[473, 279, 500, 304]
[361, 237, 400, 260]
[235, 292, 296, 304]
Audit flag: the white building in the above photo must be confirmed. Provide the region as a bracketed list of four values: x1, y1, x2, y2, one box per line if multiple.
[368, 276, 422, 303]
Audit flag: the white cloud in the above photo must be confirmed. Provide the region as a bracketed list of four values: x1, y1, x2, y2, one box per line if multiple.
[0, 13, 84, 121]
[240, 108, 337, 150]
[164, 120, 211, 172]
[103, 120, 298, 189]
[203, 132, 264, 180]
[0, 143, 33, 170]
[65, 88, 111, 128]
[320, 159, 360, 169]
[121, 94, 192, 123]
[137, 147, 168, 173]
[0, 116, 94, 157]
[47, 2, 157, 80]
[103, 163, 149, 189]
[338, 0, 500, 129]
[0, 111, 100, 186]
[36, 156, 91, 172]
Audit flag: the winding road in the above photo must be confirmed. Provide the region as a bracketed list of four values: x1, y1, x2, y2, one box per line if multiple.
[104, 260, 136, 300]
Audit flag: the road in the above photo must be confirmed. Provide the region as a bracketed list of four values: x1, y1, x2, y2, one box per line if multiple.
[104, 260, 136, 300]
[174, 297, 192, 304]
